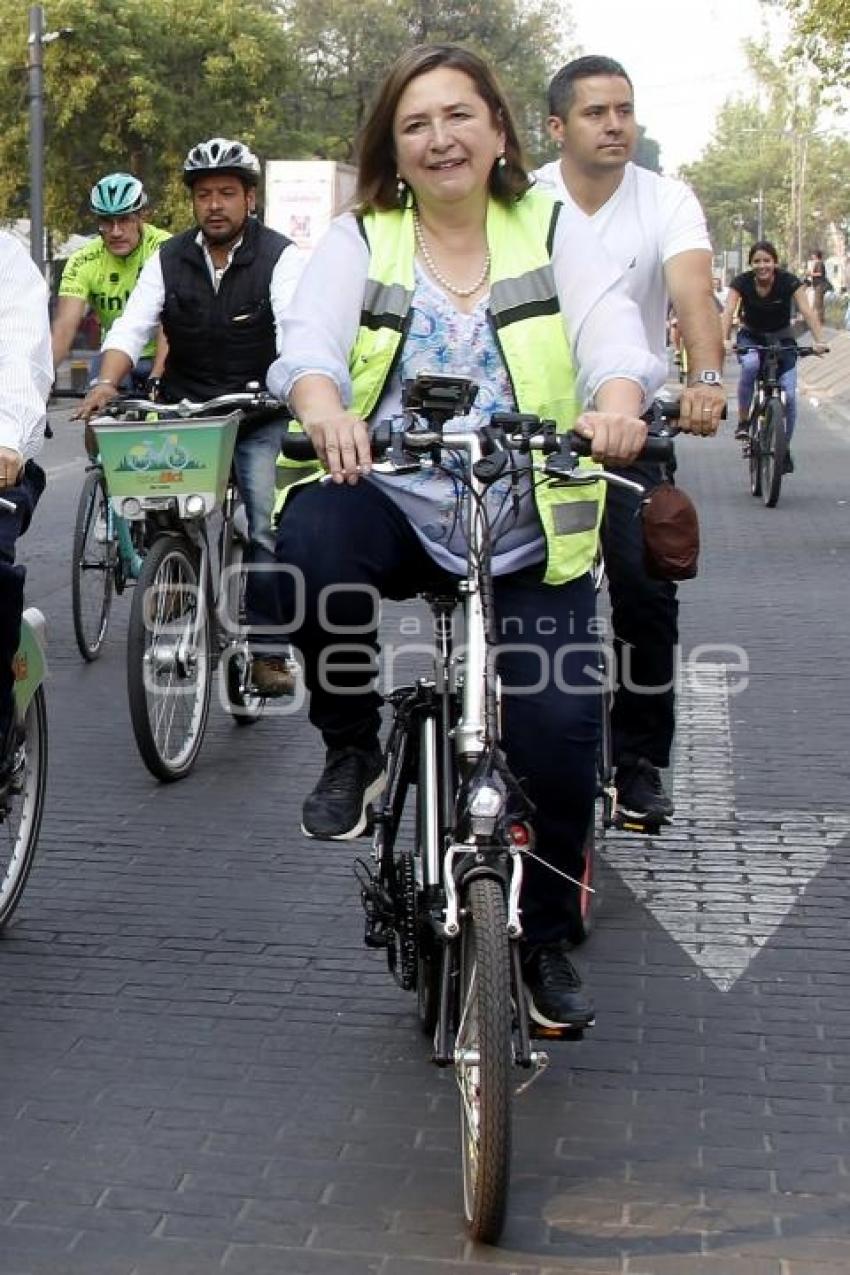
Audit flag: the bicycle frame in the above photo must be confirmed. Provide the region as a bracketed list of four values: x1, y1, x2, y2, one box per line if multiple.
[369, 421, 621, 1069]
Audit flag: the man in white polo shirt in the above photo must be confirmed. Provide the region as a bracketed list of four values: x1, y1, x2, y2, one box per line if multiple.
[536, 55, 725, 827]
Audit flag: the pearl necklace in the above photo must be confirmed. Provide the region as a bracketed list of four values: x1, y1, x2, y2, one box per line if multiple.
[412, 209, 490, 298]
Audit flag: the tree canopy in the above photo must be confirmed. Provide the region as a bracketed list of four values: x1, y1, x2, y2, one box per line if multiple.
[0, 0, 575, 239]
[681, 42, 850, 269]
[766, 0, 850, 83]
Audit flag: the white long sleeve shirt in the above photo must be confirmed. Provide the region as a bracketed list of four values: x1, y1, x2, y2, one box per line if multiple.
[102, 229, 305, 366]
[0, 234, 53, 459]
[268, 205, 665, 412]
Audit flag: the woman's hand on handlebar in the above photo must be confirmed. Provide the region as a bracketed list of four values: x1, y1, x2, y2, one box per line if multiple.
[573, 411, 648, 465]
[304, 410, 372, 484]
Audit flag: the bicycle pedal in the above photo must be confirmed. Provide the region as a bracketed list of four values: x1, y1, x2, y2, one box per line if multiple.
[614, 811, 667, 836]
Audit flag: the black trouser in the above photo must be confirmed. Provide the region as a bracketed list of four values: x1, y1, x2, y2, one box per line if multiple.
[0, 462, 45, 735]
[601, 460, 677, 770]
[275, 479, 601, 945]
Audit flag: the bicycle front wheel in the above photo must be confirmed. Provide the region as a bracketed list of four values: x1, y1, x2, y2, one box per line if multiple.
[71, 469, 115, 661]
[748, 419, 763, 498]
[126, 535, 211, 781]
[760, 397, 786, 508]
[221, 533, 264, 725]
[455, 876, 512, 1244]
[0, 687, 48, 929]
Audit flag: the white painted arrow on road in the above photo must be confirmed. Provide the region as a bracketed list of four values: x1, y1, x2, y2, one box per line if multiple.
[601, 663, 850, 991]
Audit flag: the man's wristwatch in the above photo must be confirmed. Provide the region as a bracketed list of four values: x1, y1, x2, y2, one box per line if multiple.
[689, 370, 724, 387]
[89, 378, 117, 389]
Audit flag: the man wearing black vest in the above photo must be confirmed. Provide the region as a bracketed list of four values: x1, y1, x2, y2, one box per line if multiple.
[80, 138, 303, 696]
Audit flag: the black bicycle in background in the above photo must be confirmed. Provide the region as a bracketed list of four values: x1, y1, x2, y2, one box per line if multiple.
[739, 338, 826, 508]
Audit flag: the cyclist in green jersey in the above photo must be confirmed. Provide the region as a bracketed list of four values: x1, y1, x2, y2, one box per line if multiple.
[51, 173, 170, 391]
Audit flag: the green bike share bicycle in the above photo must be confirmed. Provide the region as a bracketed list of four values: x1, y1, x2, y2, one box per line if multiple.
[90, 388, 282, 782]
[0, 496, 48, 929]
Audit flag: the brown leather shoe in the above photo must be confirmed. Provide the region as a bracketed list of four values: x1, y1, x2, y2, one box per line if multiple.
[251, 655, 296, 697]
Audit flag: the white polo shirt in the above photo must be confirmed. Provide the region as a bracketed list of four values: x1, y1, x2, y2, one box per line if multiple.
[534, 160, 712, 362]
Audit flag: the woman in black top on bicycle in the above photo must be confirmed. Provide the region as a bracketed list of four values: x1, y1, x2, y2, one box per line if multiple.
[722, 240, 827, 467]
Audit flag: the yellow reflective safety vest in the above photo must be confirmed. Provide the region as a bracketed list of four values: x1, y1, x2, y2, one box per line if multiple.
[275, 189, 605, 586]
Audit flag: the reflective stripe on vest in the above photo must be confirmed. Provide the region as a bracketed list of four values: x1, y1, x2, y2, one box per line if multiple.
[489, 264, 561, 328]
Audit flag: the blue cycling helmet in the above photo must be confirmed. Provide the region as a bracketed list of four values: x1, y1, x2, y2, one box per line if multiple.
[90, 172, 148, 217]
[182, 137, 261, 186]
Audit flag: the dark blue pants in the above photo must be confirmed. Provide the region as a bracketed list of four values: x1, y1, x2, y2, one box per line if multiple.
[602, 461, 678, 769]
[0, 462, 45, 734]
[275, 478, 600, 944]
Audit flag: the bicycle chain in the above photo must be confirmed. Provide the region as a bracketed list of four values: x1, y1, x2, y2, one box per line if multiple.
[394, 851, 418, 992]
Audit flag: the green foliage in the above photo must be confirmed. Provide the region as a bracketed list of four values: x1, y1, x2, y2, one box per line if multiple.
[681, 42, 850, 269]
[276, 0, 574, 165]
[0, 0, 294, 235]
[771, 0, 850, 83]
[3, 0, 575, 240]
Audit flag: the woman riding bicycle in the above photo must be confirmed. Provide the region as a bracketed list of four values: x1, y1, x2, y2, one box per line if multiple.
[722, 240, 827, 470]
[268, 44, 664, 1031]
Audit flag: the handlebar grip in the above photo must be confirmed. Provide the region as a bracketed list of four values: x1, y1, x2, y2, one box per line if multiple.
[279, 426, 318, 461]
[568, 430, 675, 464]
[641, 435, 676, 463]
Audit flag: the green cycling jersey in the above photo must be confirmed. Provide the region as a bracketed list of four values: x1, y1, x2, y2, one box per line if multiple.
[58, 223, 170, 357]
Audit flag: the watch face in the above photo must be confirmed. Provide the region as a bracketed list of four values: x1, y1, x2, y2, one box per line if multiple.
[698, 371, 722, 385]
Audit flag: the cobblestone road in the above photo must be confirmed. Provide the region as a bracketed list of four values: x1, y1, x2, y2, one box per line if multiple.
[0, 390, 848, 1274]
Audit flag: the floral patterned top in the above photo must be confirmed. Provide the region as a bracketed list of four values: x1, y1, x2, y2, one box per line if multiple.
[368, 265, 545, 575]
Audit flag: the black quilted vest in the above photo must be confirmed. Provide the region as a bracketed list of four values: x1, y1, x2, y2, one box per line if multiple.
[159, 217, 291, 401]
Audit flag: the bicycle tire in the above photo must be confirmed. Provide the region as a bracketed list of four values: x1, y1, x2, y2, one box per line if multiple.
[71, 469, 115, 661]
[748, 417, 763, 498]
[0, 687, 48, 929]
[761, 397, 786, 508]
[126, 535, 211, 781]
[221, 535, 264, 725]
[456, 876, 512, 1244]
[415, 714, 440, 1034]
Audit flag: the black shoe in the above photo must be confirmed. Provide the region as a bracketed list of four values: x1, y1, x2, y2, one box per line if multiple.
[782, 451, 794, 475]
[734, 423, 749, 441]
[301, 745, 385, 840]
[523, 941, 595, 1030]
[616, 756, 674, 821]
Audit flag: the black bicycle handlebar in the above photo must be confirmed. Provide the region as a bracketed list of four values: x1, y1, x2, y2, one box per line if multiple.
[278, 412, 676, 467]
[734, 341, 828, 358]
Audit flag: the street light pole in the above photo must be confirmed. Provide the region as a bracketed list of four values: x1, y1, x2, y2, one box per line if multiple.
[27, 5, 45, 275]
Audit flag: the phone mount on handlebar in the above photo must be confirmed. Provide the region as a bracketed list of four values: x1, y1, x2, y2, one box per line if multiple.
[402, 373, 478, 425]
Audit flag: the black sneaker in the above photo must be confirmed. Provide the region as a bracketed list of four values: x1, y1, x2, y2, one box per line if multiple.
[301, 745, 385, 840]
[616, 756, 674, 821]
[523, 941, 595, 1030]
[782, 450, 794, 475]
[734, 423, 749, 441]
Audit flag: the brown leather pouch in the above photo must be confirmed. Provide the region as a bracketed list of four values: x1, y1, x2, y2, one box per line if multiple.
[641, 482, 700, 580]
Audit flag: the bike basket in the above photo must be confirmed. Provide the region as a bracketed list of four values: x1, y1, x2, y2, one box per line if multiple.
[93, 412, 240, 516]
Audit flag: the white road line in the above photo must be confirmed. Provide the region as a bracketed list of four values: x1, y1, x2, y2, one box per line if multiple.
[602, 662, 850, 992]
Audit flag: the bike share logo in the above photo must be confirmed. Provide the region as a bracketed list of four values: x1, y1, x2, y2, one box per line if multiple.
[113, 435, 206, 481]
